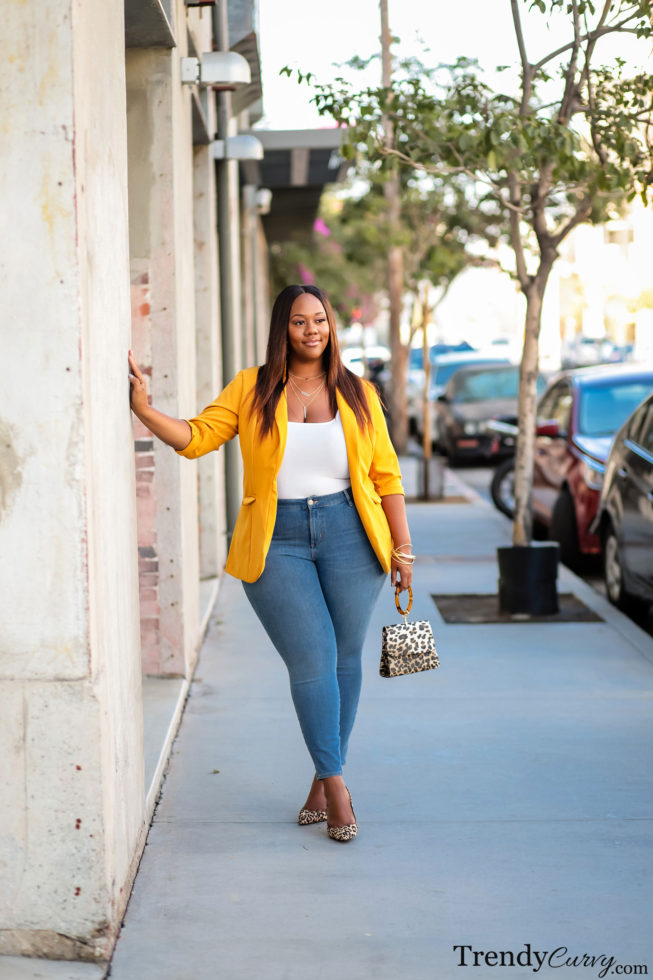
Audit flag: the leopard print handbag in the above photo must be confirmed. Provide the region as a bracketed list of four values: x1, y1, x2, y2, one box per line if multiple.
[380, 586, 440, 678]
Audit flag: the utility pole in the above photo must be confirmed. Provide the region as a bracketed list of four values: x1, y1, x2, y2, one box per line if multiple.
[213, 2, 242, 540]
[380, 0, 407, 452]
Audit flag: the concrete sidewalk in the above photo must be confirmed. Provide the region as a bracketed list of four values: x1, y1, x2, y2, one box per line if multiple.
[5, 473, 653, 980]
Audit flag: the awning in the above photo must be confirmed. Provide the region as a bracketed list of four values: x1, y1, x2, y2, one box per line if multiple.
[245, 129, 349, 240]
[124, 0, 175, 48]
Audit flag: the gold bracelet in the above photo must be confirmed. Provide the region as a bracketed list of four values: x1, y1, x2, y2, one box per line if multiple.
[391, 549, 416, 565]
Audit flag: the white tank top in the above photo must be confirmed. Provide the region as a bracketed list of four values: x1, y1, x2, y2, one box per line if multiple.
[276, 412, 351, 499]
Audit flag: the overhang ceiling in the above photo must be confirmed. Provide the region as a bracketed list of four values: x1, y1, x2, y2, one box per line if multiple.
[124, 0, 175, 47]
[244, 129, 348, 241]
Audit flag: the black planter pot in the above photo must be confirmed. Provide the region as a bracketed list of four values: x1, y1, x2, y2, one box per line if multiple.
[497, 542, 560, 615]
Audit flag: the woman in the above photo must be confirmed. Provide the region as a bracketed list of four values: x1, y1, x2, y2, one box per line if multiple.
[128, 284, 413, 842]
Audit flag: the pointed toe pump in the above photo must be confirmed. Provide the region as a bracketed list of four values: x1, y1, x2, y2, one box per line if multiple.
[297, 807, 327, 825]
[327, 788, 358, 842]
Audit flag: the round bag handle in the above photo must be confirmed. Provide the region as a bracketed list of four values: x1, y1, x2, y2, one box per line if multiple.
[394, 585, 413, 617]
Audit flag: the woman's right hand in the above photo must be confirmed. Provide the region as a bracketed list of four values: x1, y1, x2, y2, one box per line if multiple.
[127, 350, 192, 450]
[128, 350, 149, 417]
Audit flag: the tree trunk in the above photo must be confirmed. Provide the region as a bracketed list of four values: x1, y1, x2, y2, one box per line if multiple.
[420, 283, 432, 464]
[512, 264, 553, 546]
[380, 0, 407, 452]
[387, 246, 407, 451]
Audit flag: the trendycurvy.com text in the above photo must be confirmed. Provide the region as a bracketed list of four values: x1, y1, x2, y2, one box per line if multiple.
[453, 944, 648, 978]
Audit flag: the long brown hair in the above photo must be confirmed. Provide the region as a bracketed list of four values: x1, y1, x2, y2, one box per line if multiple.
[250, 284, 373, 438]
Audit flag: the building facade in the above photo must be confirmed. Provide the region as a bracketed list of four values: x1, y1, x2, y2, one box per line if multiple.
[0, 0, 347, 962]
[0, 0, 266, 962]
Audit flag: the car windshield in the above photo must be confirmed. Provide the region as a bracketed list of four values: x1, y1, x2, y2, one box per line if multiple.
[410, 344, 475, 372]
[431, 359, 508, 389]
[578, 381, 653, 436]
[450, 367, 520, 402]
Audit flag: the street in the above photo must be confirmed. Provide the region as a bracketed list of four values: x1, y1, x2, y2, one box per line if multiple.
[456, 463, 653, 638]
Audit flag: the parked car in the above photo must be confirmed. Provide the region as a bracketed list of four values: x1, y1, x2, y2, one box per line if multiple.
[489, 364, 653, 569]
[435, 363, 547, 465]
[411, 352, 511, 440]
[408, 341, 474, 375]
[591, 392, 653, 607]
[406, 343, 474, 434]
[341, 345, 391, 378]
[561, 336, 633, 369]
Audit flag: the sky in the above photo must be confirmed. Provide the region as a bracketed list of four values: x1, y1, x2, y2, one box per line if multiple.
[256, 0, 649, 131]
[254, 2, 651, 351]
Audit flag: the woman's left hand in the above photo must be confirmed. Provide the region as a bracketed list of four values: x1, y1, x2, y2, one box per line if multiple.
[382, 494, 414, 593]
[391, 558, 413, 593]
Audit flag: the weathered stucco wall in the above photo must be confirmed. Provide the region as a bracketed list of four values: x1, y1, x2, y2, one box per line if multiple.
[0, 0, 144, 960]
[194, 143, 228, 580]
[126, 40, 200, 677]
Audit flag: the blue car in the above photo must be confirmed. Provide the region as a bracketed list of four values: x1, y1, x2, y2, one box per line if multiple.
[592, 392, 653, 607]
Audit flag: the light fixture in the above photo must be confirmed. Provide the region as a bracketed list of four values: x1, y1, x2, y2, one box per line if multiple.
[255, 188, 272, 214]
[181, 51, 251, 88]
[210, 135, 264, 161]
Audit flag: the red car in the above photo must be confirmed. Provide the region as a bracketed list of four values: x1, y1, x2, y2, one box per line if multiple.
[491, 365, 653, 569]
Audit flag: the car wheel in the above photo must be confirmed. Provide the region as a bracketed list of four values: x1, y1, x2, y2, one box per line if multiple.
[550, 488, 582, 571]
[490, 457, 515, 518]
[603, 524, 627, 608]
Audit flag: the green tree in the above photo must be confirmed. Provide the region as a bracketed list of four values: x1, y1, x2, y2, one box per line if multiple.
[269, 174, 499, 450]
[297, 0, 653, 545]
[268, 190, 384, 327]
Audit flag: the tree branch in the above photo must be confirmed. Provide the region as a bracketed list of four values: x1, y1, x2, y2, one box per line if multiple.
[381, 145, 528, 215]
[511, 0, 535, 111]
[586, 72, 609, 165]
[511, 0, 530, 75]
[558, 0, 582, 125]
[508, 172, 530, 290]
[579, 0, 613, 90]
[533, 13, 640, 73]
[551, 195, 593, 247]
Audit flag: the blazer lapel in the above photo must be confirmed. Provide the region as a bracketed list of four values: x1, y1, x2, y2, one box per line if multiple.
[273, 386, 288, 472]
[336, 388, 359, 475]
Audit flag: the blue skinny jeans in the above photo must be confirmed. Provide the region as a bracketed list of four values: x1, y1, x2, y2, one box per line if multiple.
[242, 488, 386, 779]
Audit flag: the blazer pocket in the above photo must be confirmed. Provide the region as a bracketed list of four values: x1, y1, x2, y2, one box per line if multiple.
[241, 495, 256, 505]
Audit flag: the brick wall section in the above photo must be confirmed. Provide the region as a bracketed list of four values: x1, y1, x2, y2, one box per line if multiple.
[131, 268, 162, 675]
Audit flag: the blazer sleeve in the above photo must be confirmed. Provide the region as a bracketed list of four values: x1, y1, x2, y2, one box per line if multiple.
[176, 370, 246, 459]
[365, 382, 405, 497]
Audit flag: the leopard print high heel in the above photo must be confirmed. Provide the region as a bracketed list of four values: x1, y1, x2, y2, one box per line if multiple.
[327, 787, 358, 842]
[297, 807, 327, 825]
[298, 775, 327, 825]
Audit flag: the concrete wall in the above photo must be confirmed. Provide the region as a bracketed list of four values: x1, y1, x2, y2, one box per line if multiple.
[241, 184, 273, 365]
[0, 0, 264, 960]
[0, 0, 144, 960]
[194, 144, 228, 578]
[126, 38, 200, 676]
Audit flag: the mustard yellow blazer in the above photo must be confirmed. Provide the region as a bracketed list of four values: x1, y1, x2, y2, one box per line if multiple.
[177, 366, 404, 583]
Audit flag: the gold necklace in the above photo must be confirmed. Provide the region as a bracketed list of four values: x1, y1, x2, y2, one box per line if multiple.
[288, 371, 326, 397]
[287, 376, 326, 422]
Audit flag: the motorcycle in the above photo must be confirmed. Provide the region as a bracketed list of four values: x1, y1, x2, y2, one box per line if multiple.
[485, 416, 518, 519]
